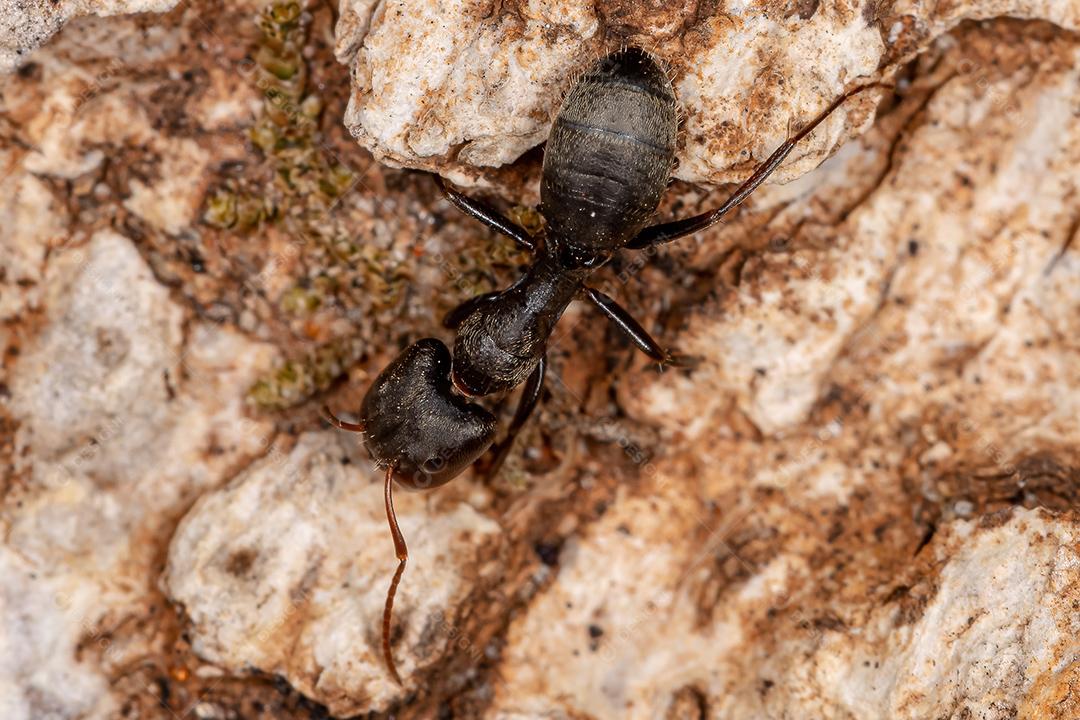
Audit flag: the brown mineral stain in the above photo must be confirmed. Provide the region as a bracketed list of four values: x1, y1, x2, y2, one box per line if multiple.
[1021, 662, 1080, 720]
[225, 548, 258, 577]
[664, 683, 709, 719]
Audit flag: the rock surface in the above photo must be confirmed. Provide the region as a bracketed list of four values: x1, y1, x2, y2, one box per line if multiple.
[164, 431, 502, 714]
[493, 507, 1080, 719]
[2, 228, 276, 719]
[0, 0, 180, 75]
[336, 0, 1080, 187]
[1, 1, 1079, 719]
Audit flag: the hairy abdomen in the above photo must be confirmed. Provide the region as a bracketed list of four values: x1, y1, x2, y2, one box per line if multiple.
[541, 48, 678, 257]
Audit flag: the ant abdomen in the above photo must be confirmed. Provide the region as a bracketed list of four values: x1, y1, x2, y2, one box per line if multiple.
[541, 47, 679, 257]
[360, 338, 496, 489]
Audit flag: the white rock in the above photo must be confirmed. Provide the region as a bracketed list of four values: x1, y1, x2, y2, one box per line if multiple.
[492, 497, 1080, 719]
[2, 231, 276, 718]
[336, 0, 1080, 186]
[0, 0, 180, 75]
[164, 430, 502, 716]
[798, 509, 1080, 719]
[2, 2, 1080, 718]
[0, 548, 112, 720]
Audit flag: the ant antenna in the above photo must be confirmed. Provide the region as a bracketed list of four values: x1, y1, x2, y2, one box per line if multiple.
[322, 405, 366, 432]
[382, 463, 407, 685]
[321, 406, 403, 681]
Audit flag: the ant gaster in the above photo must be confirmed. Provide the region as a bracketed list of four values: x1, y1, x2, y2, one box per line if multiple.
[324, 48, 887, 683]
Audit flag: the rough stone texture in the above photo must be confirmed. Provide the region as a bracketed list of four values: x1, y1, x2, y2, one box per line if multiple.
[336, 0, 1080, 187]
[164, 431, 502, 714]
[0, 0, 180, 75]
[493, 508, 1080, 718]
[1, 229, 276, 719]
[1, 2, 1079, 720]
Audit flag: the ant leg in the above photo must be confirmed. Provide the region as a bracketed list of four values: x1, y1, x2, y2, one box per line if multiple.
[484, 354, 546, 480]
[436, 176, 536, 253]
[322, 405, 365, 432]
[627, 82, 891, 250]
[443, 291, 501, 329]
[382, 463, 407, 685]
[584, 287, 692, 367]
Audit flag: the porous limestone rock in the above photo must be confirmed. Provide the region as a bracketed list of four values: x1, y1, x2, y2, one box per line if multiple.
[0, 0, 180, 75]
[163, 430, 503, 715]
[2, 231, 275, 720]
[336, 0, 1080, 187]
[1, 1, 1079, 719]
[491, 507, 1080, 719]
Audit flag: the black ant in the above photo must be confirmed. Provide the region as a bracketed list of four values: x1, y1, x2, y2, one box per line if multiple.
[324, 47, 887, 683]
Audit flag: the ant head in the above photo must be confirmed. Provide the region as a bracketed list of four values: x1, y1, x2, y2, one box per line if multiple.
[361, 339, 496, 489]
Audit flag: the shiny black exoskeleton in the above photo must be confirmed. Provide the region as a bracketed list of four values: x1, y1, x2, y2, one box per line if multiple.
[324, 47, 885, 684]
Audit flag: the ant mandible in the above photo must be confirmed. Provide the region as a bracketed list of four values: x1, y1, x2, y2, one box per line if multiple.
[324, 47, 887, 684]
